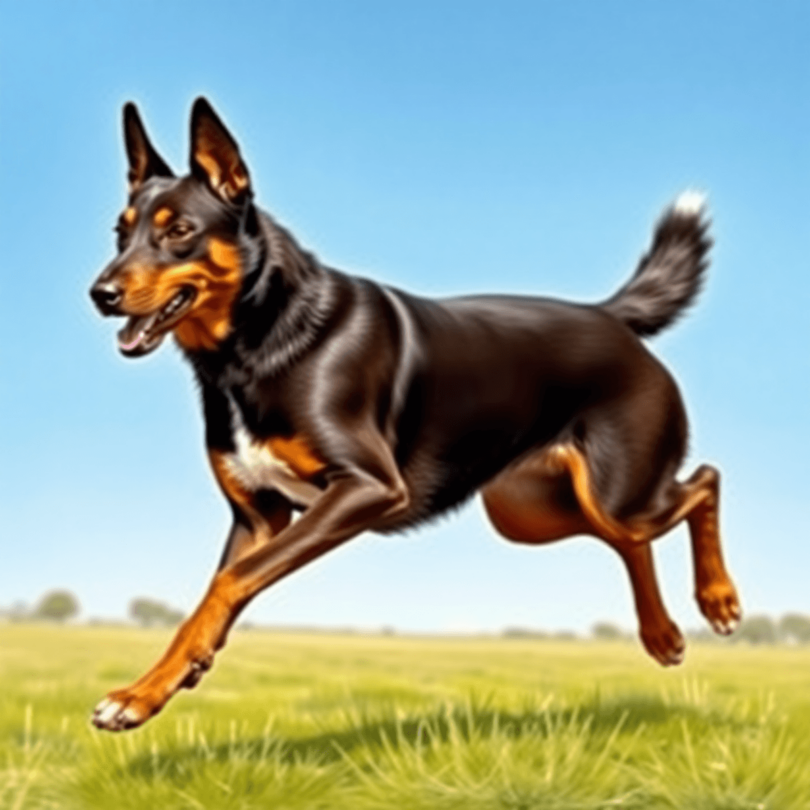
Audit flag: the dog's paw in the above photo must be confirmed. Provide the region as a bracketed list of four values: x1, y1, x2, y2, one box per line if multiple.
[641, 621, 686, 667]
[698, 580, 741, 636]
[92, 690, 158, 732]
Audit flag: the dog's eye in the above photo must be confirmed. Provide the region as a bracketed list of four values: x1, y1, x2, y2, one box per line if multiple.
[166, 221, 194, 239]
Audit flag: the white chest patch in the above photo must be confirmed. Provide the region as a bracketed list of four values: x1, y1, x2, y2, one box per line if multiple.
[222, 400, 322, 507]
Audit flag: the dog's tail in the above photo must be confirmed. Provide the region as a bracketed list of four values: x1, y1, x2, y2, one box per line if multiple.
[601, 191, 712, 338]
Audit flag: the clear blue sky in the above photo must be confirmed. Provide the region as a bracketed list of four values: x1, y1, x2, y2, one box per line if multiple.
[1, 0, 807, 636]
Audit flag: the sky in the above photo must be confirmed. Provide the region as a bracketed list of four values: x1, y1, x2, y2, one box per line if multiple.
[0, 0, 808, 638]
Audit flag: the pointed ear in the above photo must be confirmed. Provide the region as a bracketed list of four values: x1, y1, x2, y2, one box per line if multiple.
[123, 102, 174, 192]
[189, 97, 251, 204]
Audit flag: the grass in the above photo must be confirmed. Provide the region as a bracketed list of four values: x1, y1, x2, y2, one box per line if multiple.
[1, 625, 810, 809]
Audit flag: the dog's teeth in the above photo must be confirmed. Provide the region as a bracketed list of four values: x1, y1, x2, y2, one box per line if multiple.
[158, 291, 188, 324]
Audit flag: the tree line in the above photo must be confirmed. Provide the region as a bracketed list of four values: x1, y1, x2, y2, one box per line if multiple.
[4, 591, 810, 644]
[0, 590, 184, 627]
[591, 614, 810, 646]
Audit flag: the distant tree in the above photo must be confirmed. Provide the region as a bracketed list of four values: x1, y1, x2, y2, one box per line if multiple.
[129, 598, 184, 627]
[7, 601, 30, 623]
[686, 628, 719, 644]
[779, 614, 810, 645]
[736, 615, 777, 645]
[502, 627, 548, 639]
[129, 598, 160, 626]
[34, 590, 80, 623]
[591, 622, 625, 640]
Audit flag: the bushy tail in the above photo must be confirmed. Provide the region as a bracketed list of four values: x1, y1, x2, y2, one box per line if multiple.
[601, 191, 712, 337]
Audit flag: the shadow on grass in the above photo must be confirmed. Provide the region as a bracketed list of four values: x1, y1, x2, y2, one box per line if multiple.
[123, 692, 735, 781]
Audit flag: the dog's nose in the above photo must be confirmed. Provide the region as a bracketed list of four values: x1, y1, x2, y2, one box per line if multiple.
[90, 280, 124, 315]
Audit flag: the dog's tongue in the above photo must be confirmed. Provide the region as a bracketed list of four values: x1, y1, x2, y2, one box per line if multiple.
[117, 314, 158, 353]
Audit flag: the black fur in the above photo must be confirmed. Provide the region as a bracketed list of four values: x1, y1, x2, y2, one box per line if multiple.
[602, 202, 711, 337]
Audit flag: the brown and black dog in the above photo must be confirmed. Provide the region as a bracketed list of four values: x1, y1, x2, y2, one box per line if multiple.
[89, 98, 740, 731]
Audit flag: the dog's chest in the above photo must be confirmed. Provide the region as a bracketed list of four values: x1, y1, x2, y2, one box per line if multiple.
[220, 398, 323, 507]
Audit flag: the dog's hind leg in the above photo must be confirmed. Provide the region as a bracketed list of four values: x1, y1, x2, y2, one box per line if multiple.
[674, 465, 740, 635]
[482, 447, 685, 665]
[483, 442, 741, 664]
[615, 542, 684, 665]
[553, 444, 741, 638]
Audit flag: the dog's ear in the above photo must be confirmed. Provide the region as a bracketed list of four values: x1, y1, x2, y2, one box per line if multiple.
[189, 97, 251, 204]
[123, 103, 174, 192]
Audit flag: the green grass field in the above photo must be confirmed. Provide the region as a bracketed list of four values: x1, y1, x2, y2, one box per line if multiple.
[2, 624, 809, 809]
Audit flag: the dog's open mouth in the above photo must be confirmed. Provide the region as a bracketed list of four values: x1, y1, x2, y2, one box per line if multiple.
[117, 286, 197, 357]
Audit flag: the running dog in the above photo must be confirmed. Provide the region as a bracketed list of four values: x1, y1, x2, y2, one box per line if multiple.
[89, 98, 740, 730]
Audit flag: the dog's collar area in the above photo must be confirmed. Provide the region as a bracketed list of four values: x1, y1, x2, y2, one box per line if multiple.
[237, 190, 254, 234]
[235, 216, 277, 308]
[230, 193, 270, 305]
[238, 260, 266, 303]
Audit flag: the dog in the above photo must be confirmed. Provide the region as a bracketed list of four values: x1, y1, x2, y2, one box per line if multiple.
[89, 98, 741, 731]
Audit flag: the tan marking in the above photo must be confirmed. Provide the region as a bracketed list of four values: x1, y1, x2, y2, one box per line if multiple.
[173, 237, 242, 350]
[194, 132, 249, 201]
[209, 450, 253, 511]
[95, 571, 240, 727]
[194, 149, 223, 189]
[619, 543, 685, 666]
[481, 446, 590, 543]
[116, 236, 241, 352]
[487, 444, 734, 561]
[229, 165, 249, 197]
[682, 466, 740, 632]
[483, 444, 647, 546]
[482, 487, 587, 543]
[153, 207, 175, 228]
[550, 445, 646, 544]
[208, 237, 240, 271]
[267, 435, 327, 479]
[209, 450, 291, 542]
[122, 207, 138, 226]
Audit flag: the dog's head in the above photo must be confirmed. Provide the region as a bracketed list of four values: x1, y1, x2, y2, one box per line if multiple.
[90, 98, 256, 357]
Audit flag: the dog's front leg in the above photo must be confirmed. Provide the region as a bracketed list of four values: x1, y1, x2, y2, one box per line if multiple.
[92, 459, 408, 731]
[92, 472, 292, 731]
[92, 572, 244, 730]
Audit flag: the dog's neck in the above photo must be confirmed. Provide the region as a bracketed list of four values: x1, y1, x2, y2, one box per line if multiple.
[186, 210, 340, 388]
